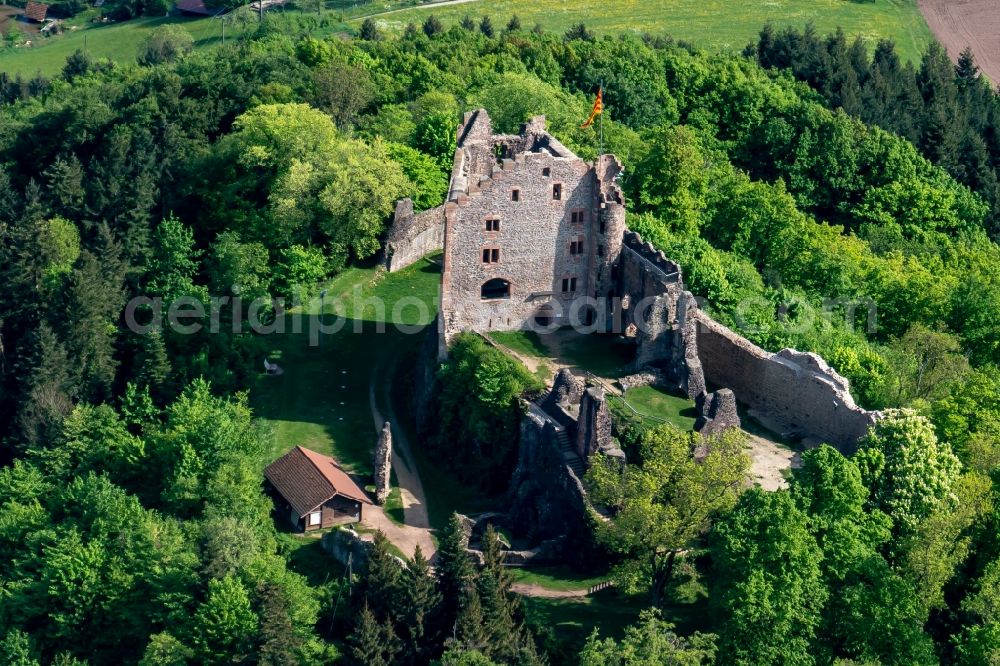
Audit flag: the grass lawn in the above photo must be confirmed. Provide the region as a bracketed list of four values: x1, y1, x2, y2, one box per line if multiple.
[491, 329, 548, 359]
[252, 256, 440, 472]
[510, 565, 609, 592]
[521, 590, 647, 649]
[277, 531, 343, 587]
[364, 0, 933, 63]
[611, 384, 698, 432]
[0, 0, 370, 77]
[489, 329, 635, 380]
[557, 332, 635, 379]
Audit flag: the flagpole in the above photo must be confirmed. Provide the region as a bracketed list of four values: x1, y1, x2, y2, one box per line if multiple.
[599, 79, 604, 156]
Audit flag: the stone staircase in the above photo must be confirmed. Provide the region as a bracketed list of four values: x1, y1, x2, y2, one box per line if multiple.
[555, 427, 586, 477]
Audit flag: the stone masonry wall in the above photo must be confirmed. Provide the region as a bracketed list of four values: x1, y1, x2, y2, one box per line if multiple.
[693, 314, 876, 452]
[617, 230, 877, 452]
[385, 198, 446, 273]
[441, 150, 595, 341]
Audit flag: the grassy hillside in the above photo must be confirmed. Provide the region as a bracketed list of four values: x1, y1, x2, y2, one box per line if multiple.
[0, 0, 933, 77]
[0, 15, 222, 76]
[365, 0, 934, 63]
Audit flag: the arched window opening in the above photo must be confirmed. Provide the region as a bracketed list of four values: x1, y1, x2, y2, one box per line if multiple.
[481, 278, 511, 300]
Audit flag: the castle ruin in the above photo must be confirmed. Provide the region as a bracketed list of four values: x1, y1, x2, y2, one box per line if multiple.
[388, 109, 878, 461]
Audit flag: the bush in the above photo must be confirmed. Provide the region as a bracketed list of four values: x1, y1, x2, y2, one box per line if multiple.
[430, 333, 543, 492]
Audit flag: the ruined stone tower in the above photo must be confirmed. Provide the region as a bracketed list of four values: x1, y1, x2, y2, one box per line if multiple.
[383, 109, 627, 357]
[437, 110, 626, 354]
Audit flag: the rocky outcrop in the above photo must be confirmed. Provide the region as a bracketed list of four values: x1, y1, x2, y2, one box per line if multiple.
[508, 409, 590, 547]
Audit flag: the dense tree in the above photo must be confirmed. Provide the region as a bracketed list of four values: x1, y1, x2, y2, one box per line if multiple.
[855, 408, 962, 538]
[579, 609, 716, 665]
[711, 489, 827, 665]
[431, 333, 542, 489]
[137, 26, 194, 66]
[436, 513, 476, 633]
[588, 424, 749, 603]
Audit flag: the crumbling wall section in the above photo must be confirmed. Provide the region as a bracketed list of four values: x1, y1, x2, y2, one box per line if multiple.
[385, 198, 445, 272]
[616, 232, 684, 373]
[694, 313, 876, 452]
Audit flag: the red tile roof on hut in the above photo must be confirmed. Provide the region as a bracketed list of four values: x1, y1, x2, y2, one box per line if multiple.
[265, 446, 371, 531]
[23, 2, 48, 22]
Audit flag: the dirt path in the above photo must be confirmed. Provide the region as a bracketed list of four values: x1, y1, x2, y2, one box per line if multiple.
[510, 583, 590, 598]
[744, 432, 801, 491]
[366, 360, 436, 559]
[361, 0, 480, 20]
[362, 504, 435, 560]
[919, 0, 1000, 86]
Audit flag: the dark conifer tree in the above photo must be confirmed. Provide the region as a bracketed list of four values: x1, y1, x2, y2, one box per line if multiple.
[454, 588, 489, 655]
[479, 16, 495, 39]
[349, 604, 399, 666]
[460, 15, 475, 31]
[402, 544, 441, 663]
[423, 15, 444, 38]
[956, 47, 980, 86]
[62, 49, 93, 81]
[361, 530, 403, 622]
[255, 582, 302, 666]
[43, 155, 86, 220]
[16, 324, 76, 450]
[436, 513, 475, 633]
[506, 15, 521, 33]
[359, 18, 380, 41]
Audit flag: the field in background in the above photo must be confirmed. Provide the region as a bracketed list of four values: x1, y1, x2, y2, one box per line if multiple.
[1, 0, 935, 77]
[0, 14, 223, 76]
[918, 0, 1000, 85]
[366, 0, 934, 63]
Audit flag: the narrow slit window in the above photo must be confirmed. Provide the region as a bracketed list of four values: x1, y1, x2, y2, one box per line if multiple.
[553, 183, 562, 200]
[511, 189, 520, 202]
[482, 249, 490, 263]
[491, 248, 500, 263]
[599, 218, 606, 233]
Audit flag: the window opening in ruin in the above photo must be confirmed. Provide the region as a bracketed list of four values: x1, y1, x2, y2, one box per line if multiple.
[481, 278, 511, 300]
[491, 248, 500, 262]
[571, 210, 586, 224]
[511, 189, 520, 202]
[561, 277, 577, 293]
[599, 218, 606, 233]
[486, 217, 500, 232]
[570, 238, 585, 255]
[482, 248, 501, 263]
[542, 167, 551, 177]
[482, 249, 490, 263]
[553, 183, 562, 200]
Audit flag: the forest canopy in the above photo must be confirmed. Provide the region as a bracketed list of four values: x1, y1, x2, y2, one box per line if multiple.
[2, 13, 1000, 665]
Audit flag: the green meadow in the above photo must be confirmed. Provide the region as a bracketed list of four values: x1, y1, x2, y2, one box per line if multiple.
[367, 0, 934, 63]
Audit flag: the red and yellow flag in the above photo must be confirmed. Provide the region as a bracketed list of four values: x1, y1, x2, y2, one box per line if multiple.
[581, 88, 603, 128]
